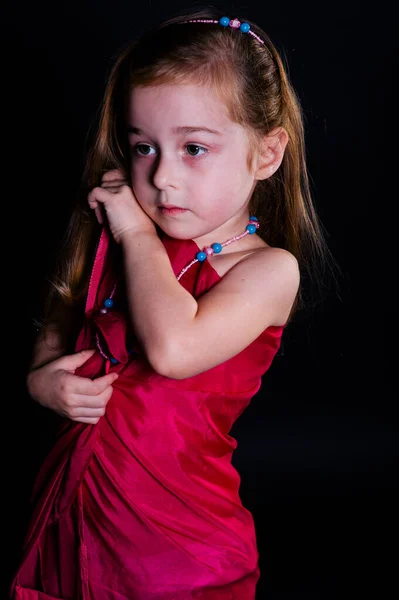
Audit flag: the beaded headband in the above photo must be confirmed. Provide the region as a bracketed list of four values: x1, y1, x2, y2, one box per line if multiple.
[181, 16, 266, 46]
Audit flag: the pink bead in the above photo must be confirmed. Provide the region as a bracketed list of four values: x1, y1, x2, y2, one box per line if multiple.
[204, 246, 214, 256]
[100, 307, 108, 314]
[230, 18, 241, 29]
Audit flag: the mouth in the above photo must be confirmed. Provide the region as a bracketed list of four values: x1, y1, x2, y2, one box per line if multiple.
[158, 207, 188, 215]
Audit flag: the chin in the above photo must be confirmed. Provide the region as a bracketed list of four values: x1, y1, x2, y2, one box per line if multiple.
[155, 222, 196, 241]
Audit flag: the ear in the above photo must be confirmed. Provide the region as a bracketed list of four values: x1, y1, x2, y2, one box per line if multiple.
[253, 127, 289, 180]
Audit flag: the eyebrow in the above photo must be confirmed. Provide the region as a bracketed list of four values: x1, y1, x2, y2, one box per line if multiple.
[127, 125, 222, 136]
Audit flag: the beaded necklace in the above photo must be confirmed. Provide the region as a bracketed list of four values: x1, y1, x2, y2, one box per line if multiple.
[95, 216, 259, 363]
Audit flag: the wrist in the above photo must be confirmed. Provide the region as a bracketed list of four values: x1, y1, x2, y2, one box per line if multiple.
[120, 229, 159, 249]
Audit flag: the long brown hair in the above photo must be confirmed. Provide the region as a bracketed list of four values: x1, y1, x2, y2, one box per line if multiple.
[38, 6, 339, 351]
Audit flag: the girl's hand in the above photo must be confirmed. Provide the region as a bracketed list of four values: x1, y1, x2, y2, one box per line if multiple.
[27, 349, 119, 424]
[88, 169, 156, 244]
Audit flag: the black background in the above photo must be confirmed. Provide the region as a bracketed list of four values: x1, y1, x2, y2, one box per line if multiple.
[3, 1, 395, 597]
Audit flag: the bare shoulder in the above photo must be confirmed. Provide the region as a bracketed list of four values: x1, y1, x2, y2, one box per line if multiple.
[161, 238, 299, 378]
[227, 243, 300, 290]
[209, 234, 298, 278]
[253, 244, 300, 275]
[209, 237, 300, 327]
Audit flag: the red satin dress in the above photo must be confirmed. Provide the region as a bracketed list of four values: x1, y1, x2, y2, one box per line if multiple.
[11, 227, 285, 600]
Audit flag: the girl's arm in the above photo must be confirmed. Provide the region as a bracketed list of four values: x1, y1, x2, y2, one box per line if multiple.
[120, 231, 299, 380]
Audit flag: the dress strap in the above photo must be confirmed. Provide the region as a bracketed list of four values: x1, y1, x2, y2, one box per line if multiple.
[85, 227, 111, 314]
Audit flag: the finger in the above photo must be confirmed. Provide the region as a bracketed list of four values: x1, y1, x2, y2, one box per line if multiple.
[68, 406, 107, 419]
[70, 385, 114, 409]
[58, 349, 96, 371]
[73, 416, 101, 425]
[73, 373, 119, 396]
[88, 198, 102, 222]
[101, 182, 128, 191]
[87, 186, 113, 209]
[94, 205, 104, 224]
[71, 372, 119, 396]
[101, 169, 127, 183]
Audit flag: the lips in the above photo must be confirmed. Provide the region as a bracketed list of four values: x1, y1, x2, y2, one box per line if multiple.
[158, 206, 186, 210]
[159, 206, 188, 214]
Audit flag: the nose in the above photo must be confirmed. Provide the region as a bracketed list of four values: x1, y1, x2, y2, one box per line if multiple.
[152, 152, 180, 190]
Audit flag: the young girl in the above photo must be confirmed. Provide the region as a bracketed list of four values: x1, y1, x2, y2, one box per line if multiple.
[11, 7, 332, 599]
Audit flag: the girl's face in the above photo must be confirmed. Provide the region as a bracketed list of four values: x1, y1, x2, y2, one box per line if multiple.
[126, 83, 258, 246]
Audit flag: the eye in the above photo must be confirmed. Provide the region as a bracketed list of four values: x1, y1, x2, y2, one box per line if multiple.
[134, 144, 155, 156]
[133, 144, 209, 157]
[186, 144, 208, 157]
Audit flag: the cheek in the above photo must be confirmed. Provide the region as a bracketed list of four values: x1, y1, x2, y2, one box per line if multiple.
[130, 165, 152, 202]
[130, 161, 143, 183]
[209, 151, 249, 186]
[202, 166, 250, 218]
[205, 160, 245, 196]
[130, 166, 149, 208]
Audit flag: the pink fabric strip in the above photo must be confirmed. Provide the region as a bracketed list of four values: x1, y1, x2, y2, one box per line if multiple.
[85, 227, 110, 314]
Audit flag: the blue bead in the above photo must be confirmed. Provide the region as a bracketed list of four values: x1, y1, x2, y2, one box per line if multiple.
[110, 357, 118, 364]
[219, 16, 230, 27]
[104, 298, 114, 308]
[240, 22, 250, 33]
[211, 243, 222, 253]
[196, 251, 207, 262]
[249, 215, 258, 221]
[246, 224, 257, 234]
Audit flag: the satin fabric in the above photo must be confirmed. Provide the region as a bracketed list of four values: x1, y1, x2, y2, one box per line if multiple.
[11, 228, 285, 599]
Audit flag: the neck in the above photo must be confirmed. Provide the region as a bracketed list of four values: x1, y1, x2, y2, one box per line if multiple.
[191, 214, 250, 252]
